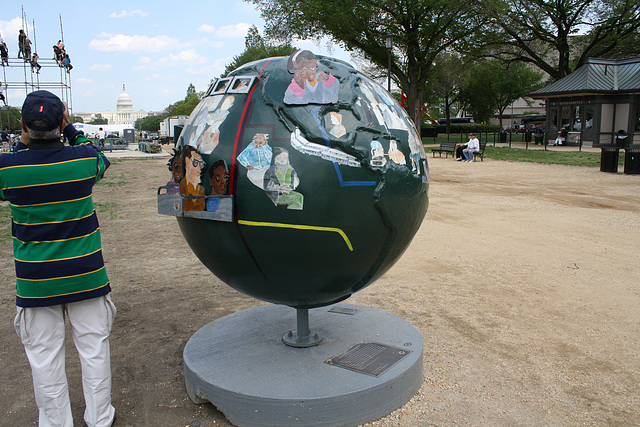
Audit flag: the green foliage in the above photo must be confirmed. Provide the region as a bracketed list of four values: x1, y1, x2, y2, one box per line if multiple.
[425, 53, 469, 132]
[460, 61, 543, 125]
[88, 114, 108, 125]
[221, 25, 296, 77]
[476, 0, 640, 80]
[135, 114, 164, 132]
[0, 107, 22, 131]
[71, 116, 83, 123]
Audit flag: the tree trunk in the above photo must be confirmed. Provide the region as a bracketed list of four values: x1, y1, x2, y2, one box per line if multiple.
[405, 81, 423, 139]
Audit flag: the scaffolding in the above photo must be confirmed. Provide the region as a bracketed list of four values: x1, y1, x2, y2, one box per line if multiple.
[1, 11, 72, 131]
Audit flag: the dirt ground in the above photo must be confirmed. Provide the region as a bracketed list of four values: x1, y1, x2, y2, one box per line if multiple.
[1, 153, 639, 426]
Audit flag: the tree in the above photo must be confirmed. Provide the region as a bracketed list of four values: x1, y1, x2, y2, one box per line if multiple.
[135, 114, 163, 132]
[460, 60, 543, 126]
[0, 107, 22, 132]
[71, 116, 83, 123]
[88, 114, 108, 125]
[248, 0, 486, 135]
[477, 0, 640, 80]
[425, 53, 469, 133]
[221, 25, 297, 77]
[165, 84, 203, 117]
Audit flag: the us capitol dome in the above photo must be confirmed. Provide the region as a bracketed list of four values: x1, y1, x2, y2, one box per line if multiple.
[76, 84, 158, 125]
[116, 86, 134, 112]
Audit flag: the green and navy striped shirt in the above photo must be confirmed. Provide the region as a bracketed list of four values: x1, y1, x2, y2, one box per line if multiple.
[0, 125, 111, 307]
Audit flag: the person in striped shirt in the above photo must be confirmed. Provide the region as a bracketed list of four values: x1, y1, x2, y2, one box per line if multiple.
[0, 90, 116, 427]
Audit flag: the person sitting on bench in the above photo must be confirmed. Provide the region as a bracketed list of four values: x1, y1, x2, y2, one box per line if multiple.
[457, 133, 479, 161]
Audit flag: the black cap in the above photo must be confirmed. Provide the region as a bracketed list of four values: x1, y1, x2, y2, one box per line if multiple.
[22, 90, 65, 131]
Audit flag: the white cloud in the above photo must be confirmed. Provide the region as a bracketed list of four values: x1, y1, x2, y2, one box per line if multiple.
[169, 49, 206, 63]
[185, 65, 216, 75]
[198, 24, 216, 33]
[215, 23, 251, 38]
[197, 37, 224, 49]
[110, 10, 148, 18]
[134, 49, 207, 71]
[76, 78, 94, 84]
[88, 64, 112, 71]
[89, 34, 180, 53]
[0, 17, 22, 41]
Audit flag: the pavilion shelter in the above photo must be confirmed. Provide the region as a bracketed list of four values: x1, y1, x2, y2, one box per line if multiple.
[530, 57, 640, 148]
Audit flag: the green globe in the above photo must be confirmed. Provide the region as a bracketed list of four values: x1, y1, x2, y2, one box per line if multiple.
[165, 51, 429, 309]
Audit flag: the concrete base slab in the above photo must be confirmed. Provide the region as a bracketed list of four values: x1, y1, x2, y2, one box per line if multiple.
[183, 303, 423, 427]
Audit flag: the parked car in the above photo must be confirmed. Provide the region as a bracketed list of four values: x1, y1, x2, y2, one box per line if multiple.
[521, 114, 546, 132]
[504, 124, 525, 133]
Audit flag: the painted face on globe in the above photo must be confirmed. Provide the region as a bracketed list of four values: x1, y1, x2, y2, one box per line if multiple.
[210, 164, 228, 196]
[162, 50, 429, 308]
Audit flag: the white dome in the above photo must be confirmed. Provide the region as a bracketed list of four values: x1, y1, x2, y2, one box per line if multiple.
[117, 85, 134, 112]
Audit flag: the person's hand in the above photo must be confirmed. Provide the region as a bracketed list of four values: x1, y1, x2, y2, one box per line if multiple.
[61, 101, 71, 128]
[316, 71, 329, 82]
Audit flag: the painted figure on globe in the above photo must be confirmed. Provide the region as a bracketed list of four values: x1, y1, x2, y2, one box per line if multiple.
[196, 95, 235, 154]
[370, 140, 387, 167]
[284, 50, 339, 105]
[181, 145, 206, 211]
[237, 133, 273, 188]
[264, 147, 303, 210]
[166, 147, 183, 193]
[325, 111, 347, 138]
[206, 160, 229, 212]
[388, 140, 406, 165]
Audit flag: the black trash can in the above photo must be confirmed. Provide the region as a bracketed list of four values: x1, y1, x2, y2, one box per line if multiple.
[534, 130, 544, 145]
[600, 146, 619, 173]
[615, 130, 628, 148]
[624, 148, 640, 174]
[524, 130, 532, 143]
[499, 132, 507, 143]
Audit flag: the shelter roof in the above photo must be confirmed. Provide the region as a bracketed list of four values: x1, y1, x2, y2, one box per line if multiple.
[530, 57, 640, 98]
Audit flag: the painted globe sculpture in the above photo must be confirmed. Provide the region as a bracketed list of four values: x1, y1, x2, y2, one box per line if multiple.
[162, 51, 429, 309]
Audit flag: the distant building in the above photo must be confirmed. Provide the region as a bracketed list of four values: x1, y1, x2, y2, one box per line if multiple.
[75, 85, 160, 125]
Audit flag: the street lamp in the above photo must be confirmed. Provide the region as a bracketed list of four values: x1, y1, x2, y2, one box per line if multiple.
[386, 33, 393, 92]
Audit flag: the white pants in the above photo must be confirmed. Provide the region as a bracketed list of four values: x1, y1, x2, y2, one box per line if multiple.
[14, 295, 117, 427]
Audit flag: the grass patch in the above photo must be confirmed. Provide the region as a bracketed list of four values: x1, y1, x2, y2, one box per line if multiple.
[423, 140, 622, 168]
[0, 204, 12, 243]
[94, 201, 119, 220]
[483, 146, 606, 167]
[96, 171, 128, 188]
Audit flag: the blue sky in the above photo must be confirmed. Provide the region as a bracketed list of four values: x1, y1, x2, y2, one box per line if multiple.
[0, 1, 352, 114]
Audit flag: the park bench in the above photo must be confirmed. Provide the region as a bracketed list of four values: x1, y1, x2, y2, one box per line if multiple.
[431, 141, 457, 158]
[473, 142, 487, 162]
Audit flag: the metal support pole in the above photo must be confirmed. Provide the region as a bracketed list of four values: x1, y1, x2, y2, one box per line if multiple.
[282, 308, 323, 348]
[387, 50, 391, 93]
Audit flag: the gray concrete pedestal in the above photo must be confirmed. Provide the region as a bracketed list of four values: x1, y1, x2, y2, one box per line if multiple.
[183, 303, 423, 426]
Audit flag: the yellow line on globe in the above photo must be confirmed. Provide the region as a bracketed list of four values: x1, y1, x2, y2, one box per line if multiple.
[238, 219, 354, 251]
